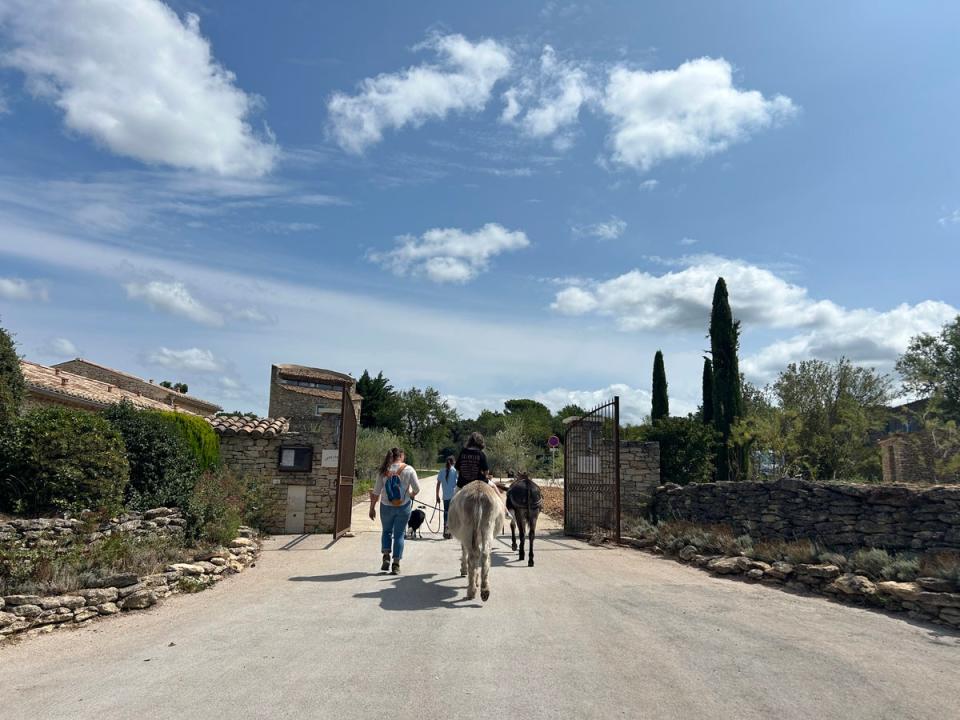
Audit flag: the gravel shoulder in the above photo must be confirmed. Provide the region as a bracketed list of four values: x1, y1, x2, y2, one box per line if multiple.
[2, 477, 957, 720]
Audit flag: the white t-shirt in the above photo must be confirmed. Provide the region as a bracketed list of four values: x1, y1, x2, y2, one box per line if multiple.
[372, 463, 420, 506]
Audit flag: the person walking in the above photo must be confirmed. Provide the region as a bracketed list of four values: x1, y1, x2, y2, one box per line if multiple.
[455, 432, 489, 488]
[436, 455, 458, 539]
[369, 447, 420, 575]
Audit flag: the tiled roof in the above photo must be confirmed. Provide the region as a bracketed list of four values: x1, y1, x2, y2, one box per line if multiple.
[274, 364, 354, 385]
[207, 415, 290, 437]
[21, 361, 177, 413]
[52, 358, 221, 413]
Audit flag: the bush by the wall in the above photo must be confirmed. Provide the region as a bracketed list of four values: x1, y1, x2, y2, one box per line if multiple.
[0, 407, 128, 515]
[187, 465, 265, 544]
[103, 401, 199, 511]
[632, 416, 717, 485]
[164, 411, 220, 471]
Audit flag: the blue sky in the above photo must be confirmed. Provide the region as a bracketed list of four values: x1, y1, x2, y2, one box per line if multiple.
[0, 1, 958, 422]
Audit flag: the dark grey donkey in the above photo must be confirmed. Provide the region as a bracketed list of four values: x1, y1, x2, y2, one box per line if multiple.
[506, 473, 543, 567]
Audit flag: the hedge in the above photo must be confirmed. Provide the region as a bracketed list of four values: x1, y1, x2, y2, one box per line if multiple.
[164, 411, 220, 471]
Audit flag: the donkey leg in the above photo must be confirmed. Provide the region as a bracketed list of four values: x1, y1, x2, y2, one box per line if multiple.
[480, 544, 491, 602]
[459, 543, 468, 577]
[528, 512, 538, 567]
[466, 550, 479, 599]
[517, 513, 526, 562]
[510, 516, 517, 551]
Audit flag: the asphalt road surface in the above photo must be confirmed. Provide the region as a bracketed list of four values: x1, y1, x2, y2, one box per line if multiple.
[3, 476, 958, 720]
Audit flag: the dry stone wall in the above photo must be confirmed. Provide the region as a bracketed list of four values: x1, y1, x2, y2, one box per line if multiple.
[1, 508, 186, 549]
[620, 441, 660, 522]
[652, 477, 960, 553]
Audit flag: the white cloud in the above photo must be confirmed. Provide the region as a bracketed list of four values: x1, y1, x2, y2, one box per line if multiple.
[501, 46, 596, 149]
[370, 223, 529, 283]
[0, 0, 277, 176]
[533, 384, 655, 425]
[328, 33, 511, 153]
[939, 209, 960, 226]
[124, 280, 224, 326]
[0, 276, 47, 301]
[40, 337, 78, 358]
[573, 216, 627, 240]
[601, 57, 796, 171]
[147, 347, 222, 372]
[639, 179, 659, 191]
[680, 237, 698, 246]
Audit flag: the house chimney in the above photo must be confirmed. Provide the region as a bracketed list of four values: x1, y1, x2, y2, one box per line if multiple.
[61, 377, 68, 387]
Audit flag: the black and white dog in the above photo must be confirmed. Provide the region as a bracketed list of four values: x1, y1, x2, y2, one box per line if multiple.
[407, 508, 426, 539]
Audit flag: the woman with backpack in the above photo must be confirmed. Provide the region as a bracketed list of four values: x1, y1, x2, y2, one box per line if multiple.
[369, 447, 420, 575]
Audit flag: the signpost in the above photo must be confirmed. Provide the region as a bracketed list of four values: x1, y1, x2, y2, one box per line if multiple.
[548, 435, 560, 484]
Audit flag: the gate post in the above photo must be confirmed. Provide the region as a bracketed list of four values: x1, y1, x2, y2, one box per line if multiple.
[614, 395, 621, 543]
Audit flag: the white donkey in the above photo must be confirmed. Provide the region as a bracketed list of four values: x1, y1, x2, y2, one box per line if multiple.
[448, 481, 504, 602]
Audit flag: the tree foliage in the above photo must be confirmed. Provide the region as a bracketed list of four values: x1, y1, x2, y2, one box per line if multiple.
[166, 412, 220, 472]
[630, 416, 717, 486]
[504, 399, 553, 449]
[896, 315, 960, 421]
[398, 386, 457, 462]
[355, 426, 406, 481]
[486, 416, 536, 475]
[701, 357, 714, 425]
[652, 350, 669, 422]
[356, 370, 403, 433]
[0, 407, 129, 515]
[0, 323, 25, 428]
[103, 401, 200, 511]
[710, 277, 746, 480]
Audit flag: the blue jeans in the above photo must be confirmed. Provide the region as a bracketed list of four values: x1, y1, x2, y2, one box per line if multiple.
[380, 501, 412, 560]
[442, 499, 452, 529]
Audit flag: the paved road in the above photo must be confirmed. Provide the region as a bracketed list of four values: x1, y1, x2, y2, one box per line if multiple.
[3, 476, 958, 720]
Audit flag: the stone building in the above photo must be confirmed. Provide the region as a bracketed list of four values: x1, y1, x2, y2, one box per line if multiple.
[53, 358, 220, 416]
[20, 360, 185, 414]
[209, 364, 361, 534]
[878, 399, 958, 484]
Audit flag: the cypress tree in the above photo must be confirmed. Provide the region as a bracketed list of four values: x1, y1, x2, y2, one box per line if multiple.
[701, 357, 714, 425]
[709, 277, 745, 480]
[651, 350, 669, 422]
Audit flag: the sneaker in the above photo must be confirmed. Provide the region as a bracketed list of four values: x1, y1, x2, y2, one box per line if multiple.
[443, 530, 451, 540]
[380, 553, 391, 572]
[391, 560, 400, 575]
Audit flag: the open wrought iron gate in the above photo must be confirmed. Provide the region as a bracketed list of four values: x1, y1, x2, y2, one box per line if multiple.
[333, 387, 358, 539]
[563, 397, 621, 541]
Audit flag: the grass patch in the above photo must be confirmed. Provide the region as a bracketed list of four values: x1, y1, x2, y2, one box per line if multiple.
[353, 478, 375, 500]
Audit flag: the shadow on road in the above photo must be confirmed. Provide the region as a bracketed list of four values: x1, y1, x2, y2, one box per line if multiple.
[289, 572, 377, 583]
[352, 573, 480, 611]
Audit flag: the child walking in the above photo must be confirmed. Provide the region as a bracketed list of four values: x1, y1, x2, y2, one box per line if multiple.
[436, 456, 458, 539]
[369, 447, 420, 574]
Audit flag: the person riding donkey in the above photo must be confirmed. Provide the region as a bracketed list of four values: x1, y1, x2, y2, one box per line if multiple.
[436, 455, 458, 539]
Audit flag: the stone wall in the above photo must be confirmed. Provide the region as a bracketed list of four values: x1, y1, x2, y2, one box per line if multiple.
[620, 441, 660, 522]
[652, 477, 960, 553]
[1, 508, 186, 549]
[879, 431, 959, 484]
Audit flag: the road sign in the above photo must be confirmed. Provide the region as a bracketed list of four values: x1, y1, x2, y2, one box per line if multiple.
[548, 435, 560, 448]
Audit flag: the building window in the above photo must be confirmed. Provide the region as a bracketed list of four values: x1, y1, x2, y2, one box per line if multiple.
[278, 446, 313, 472]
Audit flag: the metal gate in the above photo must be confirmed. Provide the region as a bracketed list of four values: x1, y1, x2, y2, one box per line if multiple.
[333, 386, 358, 539]
[563, 397, 621, 541]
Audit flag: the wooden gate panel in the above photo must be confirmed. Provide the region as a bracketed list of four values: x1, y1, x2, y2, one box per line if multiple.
[334, 388, 358, 539]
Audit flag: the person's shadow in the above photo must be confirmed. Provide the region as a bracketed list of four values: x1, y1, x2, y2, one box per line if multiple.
[353, 573, 479, 611]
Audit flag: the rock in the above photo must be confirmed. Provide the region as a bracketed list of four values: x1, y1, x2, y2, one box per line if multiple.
[624, 537, 656, 549]
[3, 594, 42, 606]
[876, 581, 922, 601]
[119, 590, 157, 610]
[679, 545, 698, 561]
[941, 607, 960, 626]
[96, 602, 120, 615]
[795, 564, 841, 580]
[34, 610, 72, 625]
[0, 611, 16, 628]
[168, 563, 206, 576]
[914, 592, 960, 609]
[916, 577, 954, 593]
[226, 561, 245, 573]
[209, 557, 227, 567]
[746, 569, 764, 581]
[78, 587, 119, 605]
[58, 596, 86, 610]
[195, 561, 217, 574]
[73, 608, 99, 623]
[0, 597, 4, 611]
[94, 573, 139, 588]
[141, 574, 171, 589]
[40, 597, 63, 610]
[229, 537, 255, 549]
[117, 583, 146, 599]
[193, 547, 229, 561]
[829, 574, 877, 597]
[12, 604, 42, 618]
[707, 557, 743, 574]
[143, 507, 173, 520]
[766, 561, 795, 580]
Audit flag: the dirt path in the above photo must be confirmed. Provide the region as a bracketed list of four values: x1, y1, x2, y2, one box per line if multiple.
[2, 480, 957, 720]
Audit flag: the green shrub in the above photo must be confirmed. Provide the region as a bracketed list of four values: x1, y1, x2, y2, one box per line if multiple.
[881, 554, 920, 581]
[632, 416, 717, 485]
[0, 323, 25, 428]
[0, 407, 128, 515]
[355, 427, 405, 482]
[850, 548, 892, 577]
[187, 466, 266, 544]
[165, 412, 220, 471]
[782, 539, 820, 564]
[103, 401, 199, 511]
[818, 551, 847, 568]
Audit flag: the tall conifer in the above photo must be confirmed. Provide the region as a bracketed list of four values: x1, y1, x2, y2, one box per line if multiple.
[701, 357, 714, 425]
[709, 278, 745, 480]
[651, 350, 669, 422]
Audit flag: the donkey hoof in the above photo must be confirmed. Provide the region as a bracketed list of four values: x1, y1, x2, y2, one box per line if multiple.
[518, 553, 525, 562]
[511, 542, 517, 551]
[460, 570, 467, 577]
[528, 559, 534, 567]
[481, 588, 490, 602]
[466, 590, 477, 600]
